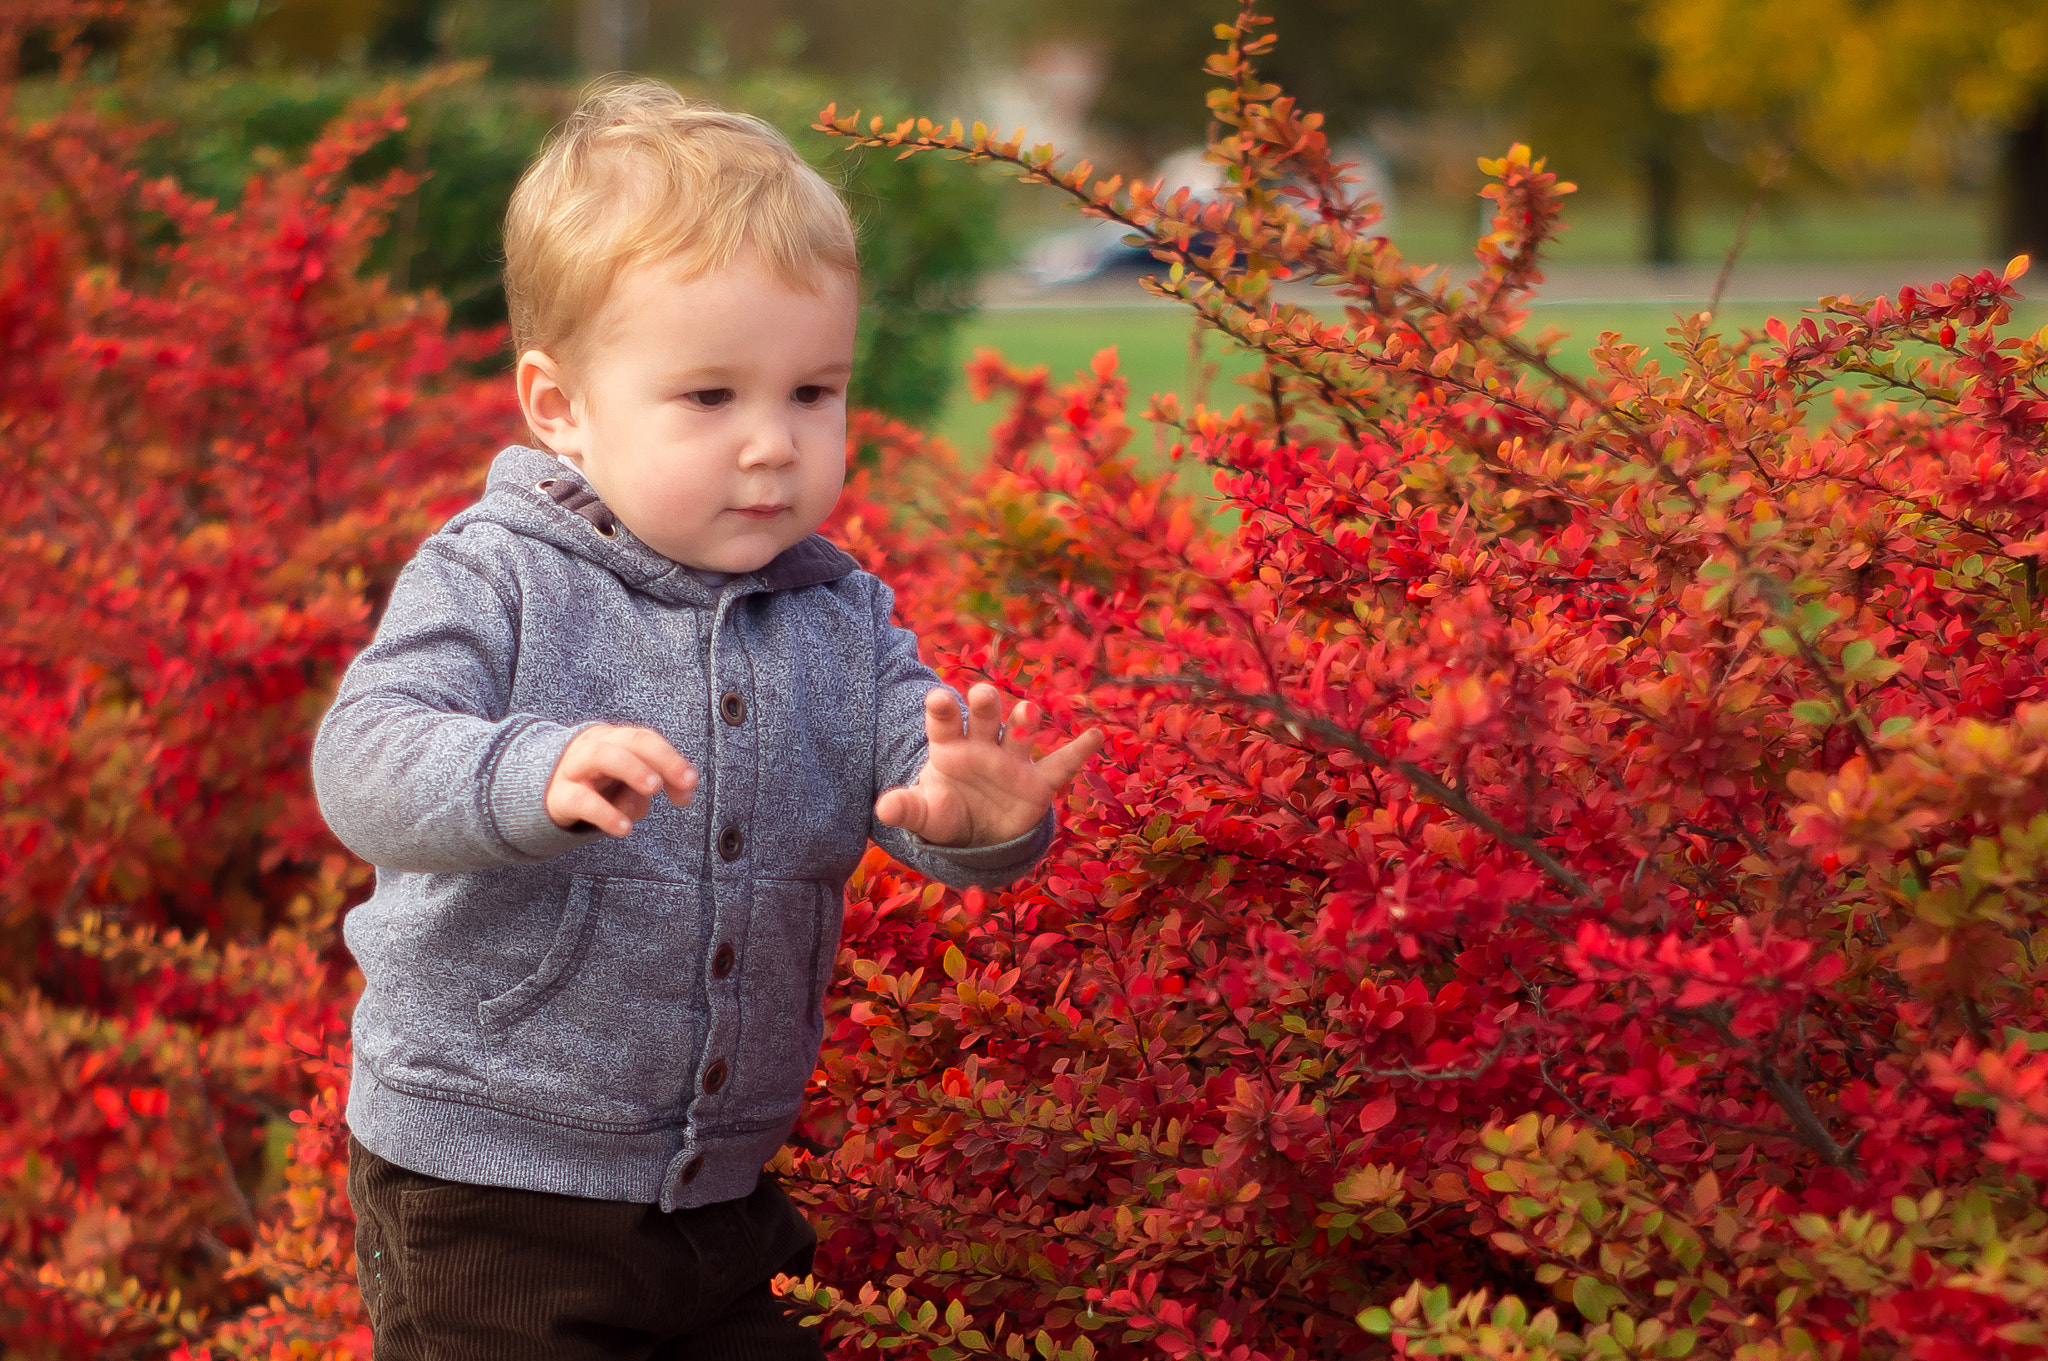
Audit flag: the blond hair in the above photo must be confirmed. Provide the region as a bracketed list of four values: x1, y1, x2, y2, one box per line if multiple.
[503, 79, 857, 367]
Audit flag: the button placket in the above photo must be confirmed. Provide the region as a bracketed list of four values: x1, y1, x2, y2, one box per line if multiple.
[697, 604, 749, 1149]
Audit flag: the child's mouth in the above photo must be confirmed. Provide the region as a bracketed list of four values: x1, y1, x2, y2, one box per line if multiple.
[730, 504, 789, 520]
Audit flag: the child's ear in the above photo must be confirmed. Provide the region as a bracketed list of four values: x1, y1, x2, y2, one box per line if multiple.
[516, 349, 584, 459]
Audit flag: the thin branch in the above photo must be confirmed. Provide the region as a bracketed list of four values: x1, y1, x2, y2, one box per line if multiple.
[1128, 673, 1596, 903]
[1708, 145, 1791, 322]
[1701, 1006, 1858, 1171]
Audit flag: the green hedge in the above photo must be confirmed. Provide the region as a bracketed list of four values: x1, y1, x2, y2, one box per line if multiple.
[737, 74, 1003, 430]
[86, 67, 1000, 424]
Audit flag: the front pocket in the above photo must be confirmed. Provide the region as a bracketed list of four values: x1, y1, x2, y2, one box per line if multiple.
[479, 875, 708, 1129]
[722, 879, 836, 1124]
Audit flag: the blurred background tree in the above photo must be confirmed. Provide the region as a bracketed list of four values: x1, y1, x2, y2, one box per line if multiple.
[1453, 0, 1719, 264]
[1018, 0, 1465, 167]
[1646, 0, 2048, 256]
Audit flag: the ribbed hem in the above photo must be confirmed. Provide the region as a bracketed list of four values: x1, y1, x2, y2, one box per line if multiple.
[346, 1063, 792, 1212]
[486, 718, 604, 860]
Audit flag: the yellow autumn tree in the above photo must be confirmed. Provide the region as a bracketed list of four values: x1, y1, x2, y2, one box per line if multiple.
[1647, 0, 2048, 252]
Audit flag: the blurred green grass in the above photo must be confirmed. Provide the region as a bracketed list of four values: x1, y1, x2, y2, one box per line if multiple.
[937, 295, 2048, 478]
[939, 187, 2031, 471]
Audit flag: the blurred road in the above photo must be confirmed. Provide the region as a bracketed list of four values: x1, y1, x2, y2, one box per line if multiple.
[980, 259, 2011, 310]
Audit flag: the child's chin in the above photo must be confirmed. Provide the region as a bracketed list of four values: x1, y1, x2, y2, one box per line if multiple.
[670, 538, 786, 576]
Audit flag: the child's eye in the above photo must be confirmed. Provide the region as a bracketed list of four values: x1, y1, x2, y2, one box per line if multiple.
[685, 388, 735, 409]
[792, 385, 836, 406]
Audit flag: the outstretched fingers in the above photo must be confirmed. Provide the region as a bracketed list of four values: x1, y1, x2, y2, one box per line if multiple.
[1034, 726, 1106, 791]
[1001, 699, 1040, 753]
[923, 686, 966, 746]
[889, 682, 1104, 848]
[963, 682, 1007, 744]
[927, 685, 1047, 752]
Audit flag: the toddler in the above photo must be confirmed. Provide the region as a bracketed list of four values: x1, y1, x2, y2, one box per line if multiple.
[311, 79, 1098, 1360]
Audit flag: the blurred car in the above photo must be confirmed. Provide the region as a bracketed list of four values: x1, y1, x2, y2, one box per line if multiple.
[1021, 140, 1393, 286]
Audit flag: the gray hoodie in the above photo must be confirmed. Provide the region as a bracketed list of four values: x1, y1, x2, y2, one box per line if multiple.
[313, 445, 1051, 1212]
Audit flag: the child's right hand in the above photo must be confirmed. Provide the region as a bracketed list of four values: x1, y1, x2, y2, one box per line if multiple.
[545, 725, 698, 836]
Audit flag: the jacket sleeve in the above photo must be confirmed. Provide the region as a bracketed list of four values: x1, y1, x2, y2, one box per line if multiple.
[865, 577, 1056, 888]
[311, 540, 601, 872]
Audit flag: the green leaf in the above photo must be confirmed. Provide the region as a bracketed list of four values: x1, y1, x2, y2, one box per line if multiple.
[1572, 1276, 1621, 1325]
[1790, 700, 1835, 725]
[1841, 639, 1875, 670]
[1796, 602, 1843, 631]
[1357, 1307, 1394, 1335]
[1879, 716, 1914, 737]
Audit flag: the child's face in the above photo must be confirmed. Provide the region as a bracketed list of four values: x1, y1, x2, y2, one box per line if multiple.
[521, 248, 857, 574]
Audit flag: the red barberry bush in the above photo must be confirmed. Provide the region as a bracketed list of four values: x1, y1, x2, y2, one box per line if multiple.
[0, 3, 513, 1355]
[7, 2, 2048, 1359]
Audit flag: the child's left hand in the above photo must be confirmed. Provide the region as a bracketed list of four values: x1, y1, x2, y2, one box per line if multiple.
[874, 682, 1104, 848]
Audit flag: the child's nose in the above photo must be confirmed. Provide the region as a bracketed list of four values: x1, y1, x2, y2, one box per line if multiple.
[736, 416, 799, 469]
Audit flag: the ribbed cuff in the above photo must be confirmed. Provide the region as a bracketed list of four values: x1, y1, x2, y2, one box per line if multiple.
[486, 717, 604, 861]
[904, 808, 1057, 874]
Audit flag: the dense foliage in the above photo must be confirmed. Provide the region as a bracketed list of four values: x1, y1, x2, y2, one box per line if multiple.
[7, 3, 2048, 1359]
[0, 5, 515, 1355]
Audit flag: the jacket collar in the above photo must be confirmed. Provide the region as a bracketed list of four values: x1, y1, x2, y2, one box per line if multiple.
[456, 446, 857, 608]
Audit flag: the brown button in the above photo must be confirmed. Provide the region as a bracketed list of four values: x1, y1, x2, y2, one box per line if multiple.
[718, 827, 743, 861]
[711, 944, 736, 979]
[703, 1060, 728, 1095]
[681, 1154, 704, 1184]
[720, 691, 746, 725]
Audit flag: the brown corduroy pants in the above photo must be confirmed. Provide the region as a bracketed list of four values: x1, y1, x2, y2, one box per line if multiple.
[347, 1136, 825, 1361]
